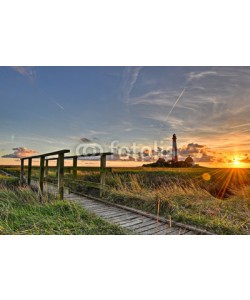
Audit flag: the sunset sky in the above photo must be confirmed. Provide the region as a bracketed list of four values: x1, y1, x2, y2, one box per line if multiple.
[1, 66, 250, 166]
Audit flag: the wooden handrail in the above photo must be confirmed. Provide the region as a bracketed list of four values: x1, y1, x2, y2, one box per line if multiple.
[20, 149, 70, 160]
[45, 152, 113, 160]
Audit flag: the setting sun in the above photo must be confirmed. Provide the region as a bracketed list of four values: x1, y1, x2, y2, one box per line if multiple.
[232, 158, 242, 167]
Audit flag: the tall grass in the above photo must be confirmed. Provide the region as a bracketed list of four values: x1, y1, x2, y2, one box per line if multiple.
[104, 174, 250, 235]
[0, 185, 127, 235]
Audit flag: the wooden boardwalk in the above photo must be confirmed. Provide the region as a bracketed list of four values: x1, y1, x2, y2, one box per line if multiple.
[38, 181, 212, 235]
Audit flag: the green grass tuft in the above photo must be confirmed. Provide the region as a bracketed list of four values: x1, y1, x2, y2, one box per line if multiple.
[0, 186, 128, 235]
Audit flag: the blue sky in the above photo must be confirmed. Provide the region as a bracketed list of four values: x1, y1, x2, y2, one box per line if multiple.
[1, 66, 250, 162]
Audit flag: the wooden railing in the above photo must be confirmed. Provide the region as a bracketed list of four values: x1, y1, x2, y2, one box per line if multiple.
[20, 149, 70, 199]
[20, 151, 113, 199]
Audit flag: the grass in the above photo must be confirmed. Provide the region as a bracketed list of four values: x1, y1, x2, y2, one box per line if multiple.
[0, 185, 128, 235]
[2, 166, 250, 234]
[64, 170, 250, 235]
[0, 173, 19, 187]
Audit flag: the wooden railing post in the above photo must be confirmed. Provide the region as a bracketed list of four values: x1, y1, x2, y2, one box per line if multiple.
[27, 158, 32, 185]
[73, 156, 77, 178]
[39, 156, 45, 192]
[58, 153, 65, 200]
[20, 159, 24, 186]
[55, 158, 58, 178]
[100, 154, 107, 197]
[45, 159, 49, 178]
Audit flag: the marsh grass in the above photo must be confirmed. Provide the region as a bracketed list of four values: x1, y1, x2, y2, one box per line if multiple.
[0, 185, 127, 235]
[103, 174, 250, 234]
[2, 166, 250, 234]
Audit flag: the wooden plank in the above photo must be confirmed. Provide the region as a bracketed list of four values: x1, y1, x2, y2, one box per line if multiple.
[73, 156, 77, 178]
[58, 153, 65, 200]
[162, 227, 183, 235]
[39, 156, 45, 192]
[20, 159, 24, 185]
[110, 215, 139, 224]
[149, 225, 174, 235]
[135, 221, 164, 233]
[81, 203, 110, 210]
[65, 152, 112, 159]
[117, 218, 144, 227]
[100, 154, 106, 198]
[90, 207, 121, 214]
[108, 214, 139, 223]
[45, 159, 49, 178]
[126, 219, 157, 230]
[97, 211, 127, 218]
[27, 158, 32, 185]
[81, 203, 105, 209]
[105, 212, 133, 219]
[75, 199, 101, 205]
[86, 205, 114, 212]
[22, 149, 70, 160]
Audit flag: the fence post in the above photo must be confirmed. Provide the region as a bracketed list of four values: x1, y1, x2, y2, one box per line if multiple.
[73, 156, 77, 178]
[20, 159, 24, 186]
[100, 154, 107, 197]
[58, 153, 65, 200]
[39, 156, 45, 192]
[45, 159, 49, 178]
[27, 158, 32, 185]
[55, 158, 58, 178]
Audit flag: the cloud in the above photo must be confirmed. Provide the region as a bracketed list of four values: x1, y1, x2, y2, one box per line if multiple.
[80, 137, 92, 143]
[240, 157, 250, 163]
[187, 71, 218, 81]
[11, 66, 36, 81]
[165, 88, 186, 121]
[121, 67, 142, 103]
[54, 101, 65, 110]
[230, 122, 250, 129]
[179, 143, 206, 155]
[2, 147, 38, 158]
[179, 143, 216, 162]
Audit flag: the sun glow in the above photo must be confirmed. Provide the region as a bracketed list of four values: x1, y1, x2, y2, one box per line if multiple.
[232, 157, 242, 168]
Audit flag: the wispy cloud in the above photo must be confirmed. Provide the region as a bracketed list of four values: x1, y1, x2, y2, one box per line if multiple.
[121, 67, 143, 103]
[165, 88, 186, 121]
[11, 66, 36, 81]
[187, 71, 218, 82]
[54, 101, 65, 110]
[230, 122, 250, 129]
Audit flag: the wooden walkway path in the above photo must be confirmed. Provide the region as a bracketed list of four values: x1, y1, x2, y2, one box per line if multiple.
[38, 182, 212, 235]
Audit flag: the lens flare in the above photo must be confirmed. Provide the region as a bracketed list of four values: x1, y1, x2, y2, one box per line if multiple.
[202, 173, 211, 181]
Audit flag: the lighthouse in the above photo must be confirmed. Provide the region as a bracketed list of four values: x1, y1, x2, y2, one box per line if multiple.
[172, 133, 178, 162]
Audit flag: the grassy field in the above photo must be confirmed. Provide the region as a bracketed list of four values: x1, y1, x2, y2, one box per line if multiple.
[0, 174, 128, 235]
[69, 167, 250, 234]
[1, 166, 250, 234]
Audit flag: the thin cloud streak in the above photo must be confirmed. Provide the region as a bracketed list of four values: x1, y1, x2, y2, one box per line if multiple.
[122, 67, 143, 103]
[54, 101, 65, 110]
[230, 123, 250, 129]
[187, 70, 218, 82]
[165, 88, 186, 121]
[11, 66, 36, 81]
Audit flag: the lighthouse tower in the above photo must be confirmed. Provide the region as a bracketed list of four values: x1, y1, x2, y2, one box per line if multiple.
[172, 133, 178, 162]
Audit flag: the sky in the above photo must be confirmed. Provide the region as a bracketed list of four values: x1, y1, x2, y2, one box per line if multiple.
[1, 66, 250, 166]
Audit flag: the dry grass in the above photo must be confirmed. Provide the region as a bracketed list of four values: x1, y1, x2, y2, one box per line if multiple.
[104, 174, 250, 235]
